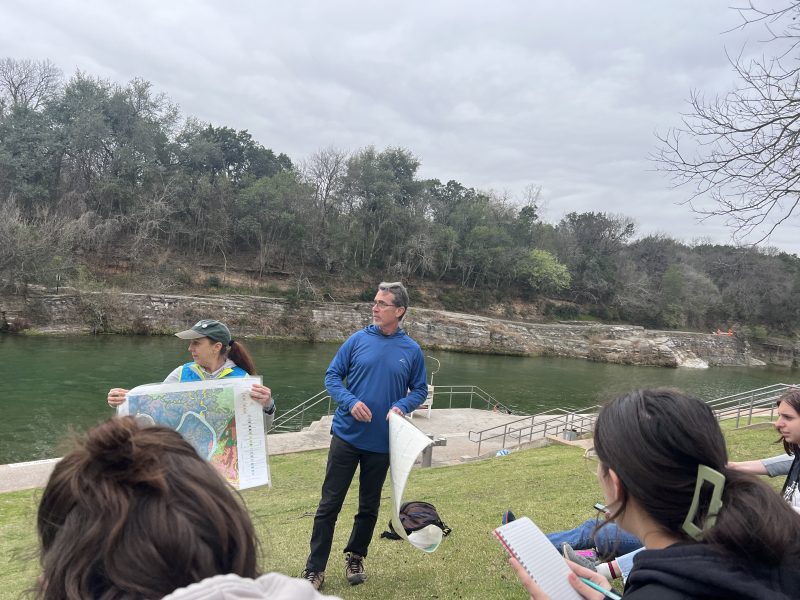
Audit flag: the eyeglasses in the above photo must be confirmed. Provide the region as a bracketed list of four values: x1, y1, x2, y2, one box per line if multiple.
[584, 447, 600, 477]
[373, 301, 397, 309]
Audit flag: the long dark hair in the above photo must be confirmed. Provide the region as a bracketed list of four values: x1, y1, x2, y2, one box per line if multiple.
[777, 389, 800, 456]
[225, 340, 257, 376]
[593, 388, 800, 564]
[36, 417, 259, 599]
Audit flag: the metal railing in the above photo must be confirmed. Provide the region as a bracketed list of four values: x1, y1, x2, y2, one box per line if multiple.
[267, 384, 518, 434]
[428, 385, 519, 414]
[269, 381, 798, 444]
[707, 383, 798, 427]
[465, 382, 800, 456]
[468, 406, 601, 456]
[269, 389, 333, 433]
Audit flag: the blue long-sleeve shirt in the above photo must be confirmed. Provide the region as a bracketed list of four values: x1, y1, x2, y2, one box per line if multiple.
[325, 324, 428, 453]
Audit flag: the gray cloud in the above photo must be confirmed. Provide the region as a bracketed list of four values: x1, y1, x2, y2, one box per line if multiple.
[2, 0, 793, 251]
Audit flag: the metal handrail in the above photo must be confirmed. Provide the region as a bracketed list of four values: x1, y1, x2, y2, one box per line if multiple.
[268, 383, 519, 434]
[710, 382, 799, 428]
[269, 390, 333, 433]
[270, 380, 795, 443]
[465, 382, 800, 456]
[469, 406, 602, 455]
[430, 385, 519, 414]
[704, 383, 795, 407]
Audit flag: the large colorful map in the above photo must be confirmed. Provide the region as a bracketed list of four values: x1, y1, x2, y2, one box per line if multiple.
[119, 377, 270, 490]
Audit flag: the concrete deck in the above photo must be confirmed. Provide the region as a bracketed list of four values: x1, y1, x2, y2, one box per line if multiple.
[0, 408, 587, 494]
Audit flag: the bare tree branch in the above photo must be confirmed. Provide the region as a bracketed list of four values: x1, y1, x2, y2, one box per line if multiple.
[654, 1, 800, 244]
[0, 58, 62, 111]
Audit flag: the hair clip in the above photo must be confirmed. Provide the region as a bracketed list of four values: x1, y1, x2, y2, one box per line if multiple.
[681, 464, 725, 541]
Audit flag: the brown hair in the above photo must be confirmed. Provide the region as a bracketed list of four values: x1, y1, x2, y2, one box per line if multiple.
[36, 417, 258, 599]
[224, 340, 257, 376]
[776, 388, 800, 456]
[593, 389, 800, 564]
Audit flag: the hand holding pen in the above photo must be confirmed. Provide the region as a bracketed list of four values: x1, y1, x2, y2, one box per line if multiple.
[509, 557, 621, 600]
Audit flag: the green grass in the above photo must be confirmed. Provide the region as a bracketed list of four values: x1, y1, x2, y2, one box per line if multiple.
[0, 426, 782, 599]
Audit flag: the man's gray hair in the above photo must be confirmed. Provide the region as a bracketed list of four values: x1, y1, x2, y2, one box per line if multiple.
[379, 281, 409, 318]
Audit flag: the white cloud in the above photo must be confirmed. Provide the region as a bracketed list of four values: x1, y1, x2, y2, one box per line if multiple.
[0, 0, 795, 251]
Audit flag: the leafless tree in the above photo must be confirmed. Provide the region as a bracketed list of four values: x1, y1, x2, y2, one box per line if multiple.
[0, 199, 75, 285]
[301, 146, 349, 231]
[0, 57, 62, 111]
[654, 1, 800, 244]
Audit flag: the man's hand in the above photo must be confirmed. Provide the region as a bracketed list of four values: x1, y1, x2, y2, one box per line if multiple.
[387, 406, 405, 419]
[351, 401, 372, 422]
[107, 388, 129, 408]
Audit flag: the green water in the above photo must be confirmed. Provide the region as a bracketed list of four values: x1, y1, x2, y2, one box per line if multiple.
[1, 334, 796, 463]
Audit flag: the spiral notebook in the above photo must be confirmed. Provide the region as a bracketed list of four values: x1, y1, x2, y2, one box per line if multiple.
[494, 516, 583, 599]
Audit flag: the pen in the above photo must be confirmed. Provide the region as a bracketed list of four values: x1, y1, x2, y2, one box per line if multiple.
[578, 576, 623, 600]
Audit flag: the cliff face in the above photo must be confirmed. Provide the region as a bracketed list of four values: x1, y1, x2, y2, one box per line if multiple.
[1, 290, 765, 368]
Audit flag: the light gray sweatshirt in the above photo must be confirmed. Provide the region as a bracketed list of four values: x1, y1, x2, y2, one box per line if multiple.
[162, 573, 342, 600]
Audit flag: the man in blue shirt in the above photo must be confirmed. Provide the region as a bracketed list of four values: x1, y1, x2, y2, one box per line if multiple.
[302, 282, 428, 591]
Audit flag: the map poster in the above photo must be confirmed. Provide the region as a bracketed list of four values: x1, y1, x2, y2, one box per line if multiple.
[118, 377, 270, 490]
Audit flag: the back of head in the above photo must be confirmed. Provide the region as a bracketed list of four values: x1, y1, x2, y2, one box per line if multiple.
[594, 388, 800, 563]
[36, 417, 258, 599]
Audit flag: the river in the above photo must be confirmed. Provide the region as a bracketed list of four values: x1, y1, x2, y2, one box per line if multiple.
[1, 334, 796, 463]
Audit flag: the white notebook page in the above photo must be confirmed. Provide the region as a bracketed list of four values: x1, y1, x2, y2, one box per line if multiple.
[494, 517, 583, 600]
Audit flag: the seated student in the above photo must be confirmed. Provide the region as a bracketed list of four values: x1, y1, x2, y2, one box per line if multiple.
[509, 388, 800, 599]
[34, 417, 340, 600]
[503, 508, 642, 559]
[574, 453, 795, 584]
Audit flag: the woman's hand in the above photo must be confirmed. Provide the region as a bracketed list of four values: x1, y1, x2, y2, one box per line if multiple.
[249, 383, 273, 408]
[509, 557, 610, 600]
[107, 388, 129, 408]
[566, 560, 612, 599]
[509, 557, 551, 599]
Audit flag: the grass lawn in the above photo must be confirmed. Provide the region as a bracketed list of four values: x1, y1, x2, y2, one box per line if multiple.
[0, 424, 784, 599]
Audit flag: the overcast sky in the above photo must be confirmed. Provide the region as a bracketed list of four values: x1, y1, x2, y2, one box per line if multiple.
[3, 1, 797, 252]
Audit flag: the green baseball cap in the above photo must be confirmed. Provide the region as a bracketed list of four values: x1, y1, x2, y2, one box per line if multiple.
[175, 319, 232, 345]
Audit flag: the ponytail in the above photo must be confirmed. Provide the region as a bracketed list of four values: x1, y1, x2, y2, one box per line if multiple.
[226, 340, 257, 376]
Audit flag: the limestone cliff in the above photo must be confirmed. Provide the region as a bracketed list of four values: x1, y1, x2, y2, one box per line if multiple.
[1, 289, 766, 367]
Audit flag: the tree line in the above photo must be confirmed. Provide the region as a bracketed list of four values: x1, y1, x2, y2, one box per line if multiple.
[1, 58, 799, 337]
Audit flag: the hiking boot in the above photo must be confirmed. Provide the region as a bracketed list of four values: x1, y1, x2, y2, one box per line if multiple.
[561, 543, 597, 571]
[345, 552, 367, 585]
[501, 509, 516, 525]
[301, 569, 325, 591]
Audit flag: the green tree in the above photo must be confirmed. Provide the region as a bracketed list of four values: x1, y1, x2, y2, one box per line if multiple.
[235, 171, 311, 274]
[516, 249, 571, 295]
[556, 212, 635, 305]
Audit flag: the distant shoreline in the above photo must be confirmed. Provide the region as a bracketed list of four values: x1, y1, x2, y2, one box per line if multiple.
[2, 288, 785, 368]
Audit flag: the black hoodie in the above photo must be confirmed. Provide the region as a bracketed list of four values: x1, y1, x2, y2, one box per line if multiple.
[623, 543, 800, 600]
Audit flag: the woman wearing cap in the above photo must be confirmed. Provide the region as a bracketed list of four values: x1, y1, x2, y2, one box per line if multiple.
[106, 319, 274, 421]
